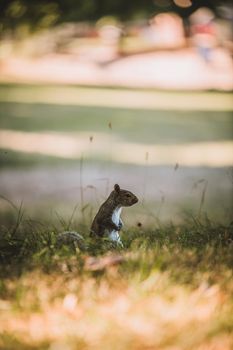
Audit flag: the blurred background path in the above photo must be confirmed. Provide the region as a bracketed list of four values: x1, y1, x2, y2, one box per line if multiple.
[1, 48, 233, 90]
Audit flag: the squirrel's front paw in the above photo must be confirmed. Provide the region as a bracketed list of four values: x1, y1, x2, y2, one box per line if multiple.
[117, 222, 123, 230]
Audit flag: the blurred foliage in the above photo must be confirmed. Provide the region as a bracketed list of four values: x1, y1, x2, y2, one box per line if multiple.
[0, 0, 230, 35]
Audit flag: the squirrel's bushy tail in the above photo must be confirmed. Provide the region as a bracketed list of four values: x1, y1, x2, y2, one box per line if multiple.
[56, 231, 86, 251]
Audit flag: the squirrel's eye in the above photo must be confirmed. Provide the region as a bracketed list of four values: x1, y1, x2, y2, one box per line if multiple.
[126, 194, 130, 197]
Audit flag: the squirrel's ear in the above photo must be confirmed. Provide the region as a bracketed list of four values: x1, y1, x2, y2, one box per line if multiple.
[114, 184, 120, 193]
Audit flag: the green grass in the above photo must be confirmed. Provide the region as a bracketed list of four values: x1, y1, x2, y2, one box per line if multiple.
[0, 210, 233, 349]
[0, 83, 232, 148]
[0, 84, 232, 170]
[0, 102, 232, 145]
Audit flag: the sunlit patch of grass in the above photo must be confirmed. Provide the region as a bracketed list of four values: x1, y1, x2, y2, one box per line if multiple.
[0, 84, 233, 111]
[0, 212, 233, 349]
[1, 129, 232, 166]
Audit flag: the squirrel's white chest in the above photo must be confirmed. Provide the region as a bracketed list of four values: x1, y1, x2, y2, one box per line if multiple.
[112, 207, 122, 226]
[108, 207, 123, 246]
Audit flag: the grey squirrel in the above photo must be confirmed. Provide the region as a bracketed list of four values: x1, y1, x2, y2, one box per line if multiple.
[57, 184, 138, 249]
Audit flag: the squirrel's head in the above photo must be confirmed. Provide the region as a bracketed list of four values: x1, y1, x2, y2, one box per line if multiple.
[113, 184, 138, 207]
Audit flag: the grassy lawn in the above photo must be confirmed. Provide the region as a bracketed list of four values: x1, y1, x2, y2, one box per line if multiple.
[0, 101, 232, 145]
[0, 84, 232, 148]
[0, 217, 233, 350]
[0, 83, 232, 220]
[0, 84, 232, 170]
